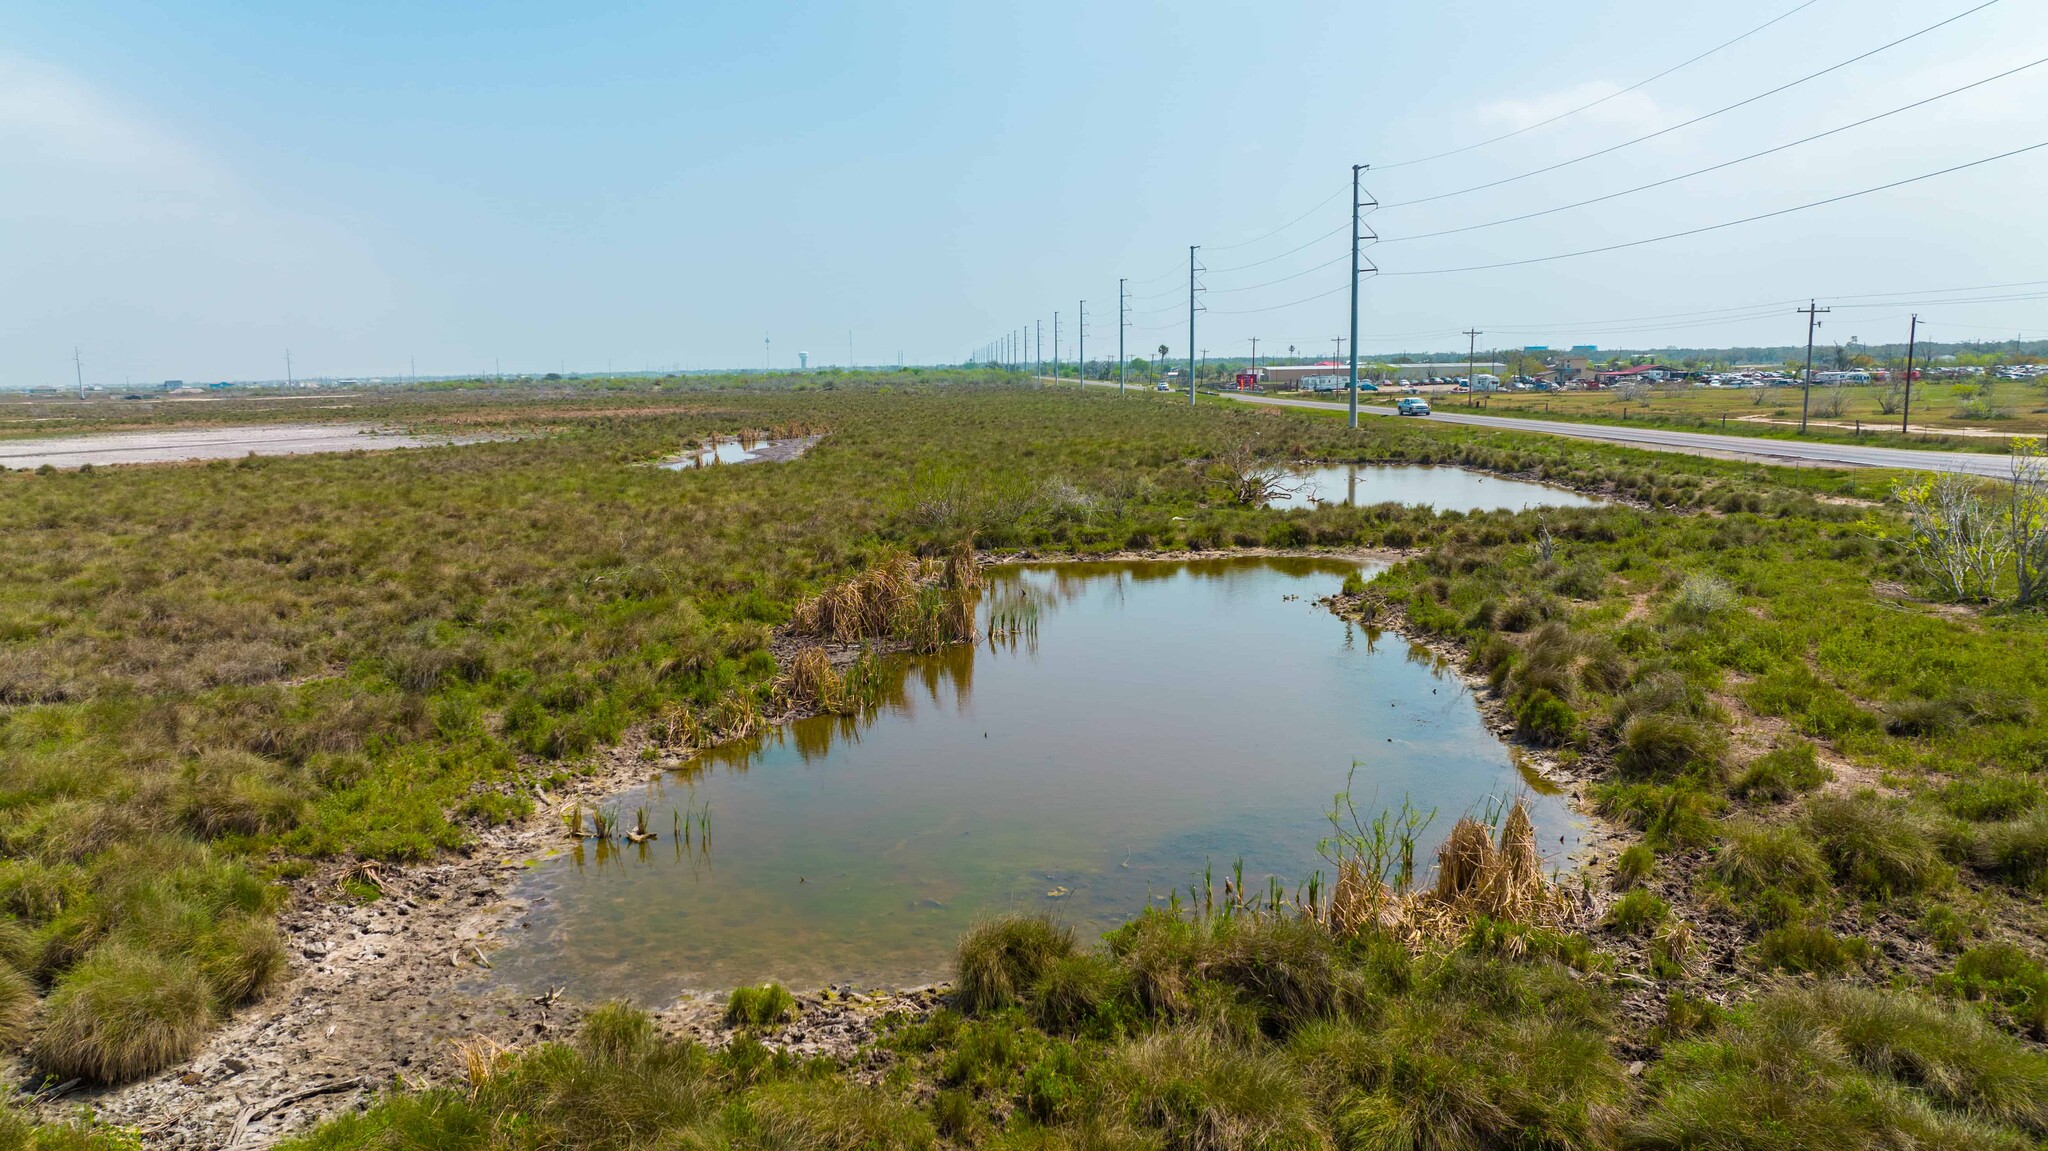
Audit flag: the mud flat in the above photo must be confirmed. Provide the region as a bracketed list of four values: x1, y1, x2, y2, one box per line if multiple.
[0, 424, 492, 469]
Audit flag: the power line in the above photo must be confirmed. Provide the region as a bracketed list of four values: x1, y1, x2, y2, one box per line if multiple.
[1380, 140, 2048, 277]
[1378, 55, 2048, 245]
[1378, 0, 2004, 211]
[1376, 0, 1827, 171]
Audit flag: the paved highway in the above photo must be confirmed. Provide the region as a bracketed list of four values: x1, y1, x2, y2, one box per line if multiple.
[1073, 380, 2009, 477]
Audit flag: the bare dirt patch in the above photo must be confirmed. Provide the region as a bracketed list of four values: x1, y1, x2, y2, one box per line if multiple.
[0, 425, 497, 470]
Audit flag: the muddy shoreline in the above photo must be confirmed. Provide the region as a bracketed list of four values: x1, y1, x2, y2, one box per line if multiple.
[40, 545, 1618, 1146]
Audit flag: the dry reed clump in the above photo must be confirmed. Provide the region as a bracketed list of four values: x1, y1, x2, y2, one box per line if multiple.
[1325, 800, 1564, 945]
[654, 693, 764, 749]
[454, 1034, 515, 1100]
[773, 646, 846, 714]
[789, 549, 980, 653]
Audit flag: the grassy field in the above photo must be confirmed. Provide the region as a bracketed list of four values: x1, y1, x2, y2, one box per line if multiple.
[1353, 377, 2048, 452]
[5, 376, 2048, 1148]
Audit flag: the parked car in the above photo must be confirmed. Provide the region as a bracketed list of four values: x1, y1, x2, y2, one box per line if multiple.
[1396, 397, 1431, 416]
[1155, 382, 1172, 392]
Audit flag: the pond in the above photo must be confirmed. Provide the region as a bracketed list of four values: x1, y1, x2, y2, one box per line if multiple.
[659, 437, 815, 469]
[1268, 464, 1604, 512]
[490, 558, 1583, 1003]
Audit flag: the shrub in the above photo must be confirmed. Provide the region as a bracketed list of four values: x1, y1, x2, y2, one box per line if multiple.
[1756, 925, 1870, 975]
[1732, 741, 1828, 802]
[1340, 570, 1369, 597]
[724, 982, 796, 1029]
[1551, 561, 1607, 600]
[956, 915, 1074, 1014]
[1804, 791, 1945, 899]
[1612, 844, 1654, 891]
[1616, 713, 1725, 780]
[37, 944, 215, 1082]
[1603, 889, 1669, 936]
[1668, 574, 1734, 624]
[1513, 689, 1578, 746]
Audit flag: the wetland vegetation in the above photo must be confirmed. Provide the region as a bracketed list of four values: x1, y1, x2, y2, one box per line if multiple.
[5, 374, 2048, 1148]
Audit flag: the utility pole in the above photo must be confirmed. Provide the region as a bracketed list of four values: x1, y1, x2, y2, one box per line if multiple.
[765, 335, 771, 371]
[1798, 300, 1830, 433]
[1349, 166, 1379, 425]
[1250, 337, 1259, 379]
[1902, 313, 1920, 435]
[1118, 279, 1129, 396]
[286, 349, 294, 388]
[73, 347, 83, 400]
[1036, 320, 1042, 383]
[1077, 300, 1086, 384]
[1464, 329, 1484, 408]
[1053, 312, 1061, 384]
[1348, 163, 1361, 428]
[1188, 245, 1200, 406]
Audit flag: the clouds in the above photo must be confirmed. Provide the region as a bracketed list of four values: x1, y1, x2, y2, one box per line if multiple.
[1476, 80, 1678, 136]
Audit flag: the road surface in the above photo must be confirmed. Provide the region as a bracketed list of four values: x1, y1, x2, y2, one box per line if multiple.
[1073, 380, 2009, 477]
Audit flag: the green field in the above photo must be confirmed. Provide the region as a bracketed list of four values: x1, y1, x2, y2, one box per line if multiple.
[6, 376, 2048, 1149]
[1375, 377, 2048, 452]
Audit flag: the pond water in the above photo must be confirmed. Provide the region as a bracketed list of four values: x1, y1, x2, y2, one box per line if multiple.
[490, 558, 1583, 1003]
[1268, 464, 1604, 512]
[660, 438, 805, 469]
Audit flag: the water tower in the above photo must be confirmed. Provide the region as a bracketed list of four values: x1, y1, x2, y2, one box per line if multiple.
[799, 352, 808, 370]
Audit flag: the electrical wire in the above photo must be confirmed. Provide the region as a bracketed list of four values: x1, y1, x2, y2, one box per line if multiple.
[1378, 55, 2048, 244]
[1377, 0, 1827, 171]
[1378, 0, 2004, 211]
[1379, 140, 2048, 277]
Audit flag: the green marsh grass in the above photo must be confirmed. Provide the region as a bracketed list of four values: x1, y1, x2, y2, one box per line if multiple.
[4, 376, 2048, 1143]
[724, 982, 796, 1029]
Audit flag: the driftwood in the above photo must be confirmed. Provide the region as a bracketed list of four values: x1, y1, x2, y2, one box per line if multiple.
[227, 1076, 364, 1146]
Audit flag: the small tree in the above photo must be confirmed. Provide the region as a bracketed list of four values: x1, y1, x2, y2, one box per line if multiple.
[1890, 471, 2011, 602]
[1212, 439, 1302, 507]
[2011, 437, 2048, 607]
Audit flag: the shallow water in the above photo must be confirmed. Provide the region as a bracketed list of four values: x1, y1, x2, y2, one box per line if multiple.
[491, 558, 1583, 1002]
[660, 439, 793, 469]
[0, 424, 478, 469]
[1269, 464, 1604, 512]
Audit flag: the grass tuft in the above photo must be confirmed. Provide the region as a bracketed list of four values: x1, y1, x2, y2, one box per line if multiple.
[36, 943, 216, 1082]
[1804, 790, 1946, 899]
[955, 914, 1075, 1015]
[724, 982, 796, 1029]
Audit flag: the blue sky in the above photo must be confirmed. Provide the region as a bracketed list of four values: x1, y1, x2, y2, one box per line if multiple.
[3, 0, 2045, 384]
